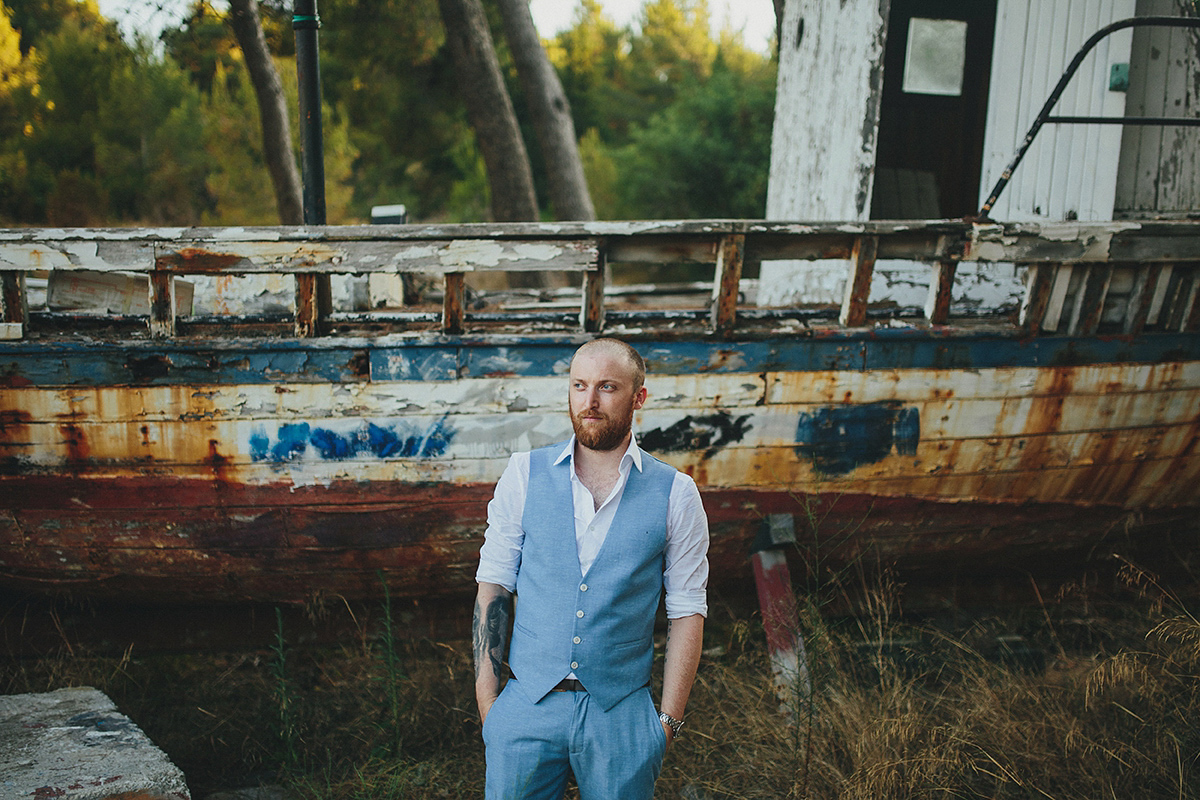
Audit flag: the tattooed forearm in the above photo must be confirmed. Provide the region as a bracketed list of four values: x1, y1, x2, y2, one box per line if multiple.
[472, 588, 512, 681]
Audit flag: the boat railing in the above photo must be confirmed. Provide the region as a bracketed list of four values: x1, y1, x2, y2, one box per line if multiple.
[0, 219, 1197, 341]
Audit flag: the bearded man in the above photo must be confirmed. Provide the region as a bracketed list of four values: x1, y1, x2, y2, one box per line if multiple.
[473, 337, 710, 800]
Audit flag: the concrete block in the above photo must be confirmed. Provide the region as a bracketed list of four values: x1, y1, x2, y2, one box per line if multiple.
[0, 686, 190, 800]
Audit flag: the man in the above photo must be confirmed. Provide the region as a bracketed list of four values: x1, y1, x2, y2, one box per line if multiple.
[473, 337, 710, 800]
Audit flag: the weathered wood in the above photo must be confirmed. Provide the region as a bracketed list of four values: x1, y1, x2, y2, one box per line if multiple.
[1020, 263, 1057, 333]
[1069, 264, 1114, 335]
[1123, 262, 1161, 334]
[710, 234, 745, 335]
[839, 235, 878, 327]
[1040, 264, 1074, 333]
[925, 260, 957, 325]
[443, 271, 466, 334]
[1184, 275, 1200, 332]
[760, 0, 889, 305]
[295, 273, 320, 337]
[580, 249, 606, 333]
[2, 271, 27, 325]
[1115, 1, 1200, 216]
[148, 268, 175, 339]
[1167, 266, 1197, 332]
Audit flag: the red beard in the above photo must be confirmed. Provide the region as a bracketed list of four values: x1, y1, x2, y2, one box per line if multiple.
[571, 404, 633, 452]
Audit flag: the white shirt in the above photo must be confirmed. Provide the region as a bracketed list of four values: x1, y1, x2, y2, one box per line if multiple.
[476, 436, 709, 619]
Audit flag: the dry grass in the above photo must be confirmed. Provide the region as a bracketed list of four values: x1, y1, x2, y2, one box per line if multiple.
[4, 568, 1200, 800]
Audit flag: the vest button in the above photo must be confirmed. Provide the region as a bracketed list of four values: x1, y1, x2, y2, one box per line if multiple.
[571, 661, 579, 669]
[580, 583, 588, 592]
[576, 610, 585, 618]
[573, 636, 581, 644]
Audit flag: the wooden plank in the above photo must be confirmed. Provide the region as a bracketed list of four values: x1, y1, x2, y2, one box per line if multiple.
[443, 272, 465, 334]
[839, 236, 877, 328]
[1019, 262, 1057, 333]
[1167, 266, 1197, 332]
[1, 271, 27, 326]
[1070, 263, 1114, 335]
[148, 238, 605, 275]
[1147, 263, 1174, 327]
[1183, 273, 1200, 332]
[925, 260, 957, 325]
[148, 268, 175, 339]
[1123, 262, 1161, 334]
[294, 273, 320, 337]
[1040, 263, 1074, 332]
[580, 249, 606, 333]
[710, 234, 745, 335]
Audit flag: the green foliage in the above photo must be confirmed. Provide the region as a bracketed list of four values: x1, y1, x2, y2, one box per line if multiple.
[1, 0, 778, 226]
[608, 54, 775, 219]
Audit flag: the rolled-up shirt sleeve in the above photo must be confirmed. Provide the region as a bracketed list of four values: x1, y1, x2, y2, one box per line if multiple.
[475, 451, 530, 592]
[664, 471, 709, 619]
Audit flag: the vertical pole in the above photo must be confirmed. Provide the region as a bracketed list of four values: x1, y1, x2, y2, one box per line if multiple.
[750, 514, 811, 716]
[294, 0, 326, 226]
[293, 0, 331, 336]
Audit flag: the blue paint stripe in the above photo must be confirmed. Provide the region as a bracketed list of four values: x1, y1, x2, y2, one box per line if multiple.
[1, 333, 1198, 387]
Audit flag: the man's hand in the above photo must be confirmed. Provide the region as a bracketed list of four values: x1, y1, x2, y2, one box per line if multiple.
[661, 719, 675, 750]
[473, 582, 513, 726]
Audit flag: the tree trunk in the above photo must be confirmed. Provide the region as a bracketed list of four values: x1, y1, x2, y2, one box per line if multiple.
[495, 0, 594, 220]
[436, 0, 539, 222]
[227, 0, 304, 225]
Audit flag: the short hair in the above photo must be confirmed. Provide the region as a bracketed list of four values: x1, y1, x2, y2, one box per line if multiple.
[571, 338, 646, 391]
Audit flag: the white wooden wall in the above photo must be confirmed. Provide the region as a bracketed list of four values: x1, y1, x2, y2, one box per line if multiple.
[759, 0, 889, 306]
[979, 0, 1136, 221]
[1114, 0, 1200, 217]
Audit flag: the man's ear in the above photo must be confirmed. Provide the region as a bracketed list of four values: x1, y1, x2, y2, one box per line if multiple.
[633, 386, 648, 410]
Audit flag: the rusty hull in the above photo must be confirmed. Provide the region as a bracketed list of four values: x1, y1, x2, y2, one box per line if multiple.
[2, 331, 1199, 603]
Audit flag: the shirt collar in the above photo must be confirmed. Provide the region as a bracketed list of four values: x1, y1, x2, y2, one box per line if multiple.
[554, 434, 643, 472]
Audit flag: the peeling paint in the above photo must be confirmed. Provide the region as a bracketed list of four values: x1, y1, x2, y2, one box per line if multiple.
[795, 402, 920, 475]
[249, 416, 454, 463]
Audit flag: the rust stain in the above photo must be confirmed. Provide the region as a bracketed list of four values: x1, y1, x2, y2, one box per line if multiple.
[348, 350, 370, 380]
[205, 439, 230, 486]
[59, 423, 90, 466]
[156, 249, 243, 273]
[0, 409, 32, 433]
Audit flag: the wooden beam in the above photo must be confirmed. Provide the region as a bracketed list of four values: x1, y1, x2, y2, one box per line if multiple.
[580, 248, 606, 333]
[1019, 263, 1057, 334]
[1122, 262, 1161, 334]
[1041, 264, 1074, 333]
[710, 234, 745, 335]
[1069, 264, 1114, 335]
[1169, 265, 1197, 332]
[839, 235, 877, 328]
[443, 272, 466, 334]
[148, 267, 175, 339]
[1, 271, 27, 325]
[0, 270, 24, 340]
[294, 274, 320, 337]
[924, 259, 957, 325]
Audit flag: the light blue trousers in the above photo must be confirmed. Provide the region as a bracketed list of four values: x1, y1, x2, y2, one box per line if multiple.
[482, 681, 667, 800]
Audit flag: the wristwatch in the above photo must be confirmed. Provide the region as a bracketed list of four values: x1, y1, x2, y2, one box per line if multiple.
[658, 711, 684, 739]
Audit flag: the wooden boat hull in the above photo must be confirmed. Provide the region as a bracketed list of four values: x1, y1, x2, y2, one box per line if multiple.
[4, 332, 1198, 602]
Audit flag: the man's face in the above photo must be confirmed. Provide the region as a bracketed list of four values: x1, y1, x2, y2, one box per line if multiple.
[568, 349, 647, 452]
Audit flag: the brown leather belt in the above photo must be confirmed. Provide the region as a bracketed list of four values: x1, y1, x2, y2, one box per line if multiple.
[550, 678, 586, 692]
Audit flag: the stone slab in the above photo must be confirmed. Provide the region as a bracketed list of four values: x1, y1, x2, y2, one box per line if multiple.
[0, 686, 190, 800]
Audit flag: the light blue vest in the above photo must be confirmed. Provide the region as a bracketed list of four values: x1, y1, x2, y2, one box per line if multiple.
[508, 442, 677, 711]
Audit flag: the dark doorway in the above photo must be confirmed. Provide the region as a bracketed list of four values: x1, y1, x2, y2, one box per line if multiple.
[871, 0, 998, 219]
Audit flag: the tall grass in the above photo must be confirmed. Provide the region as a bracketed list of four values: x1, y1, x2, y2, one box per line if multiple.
[2, 562, 1198, 799]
